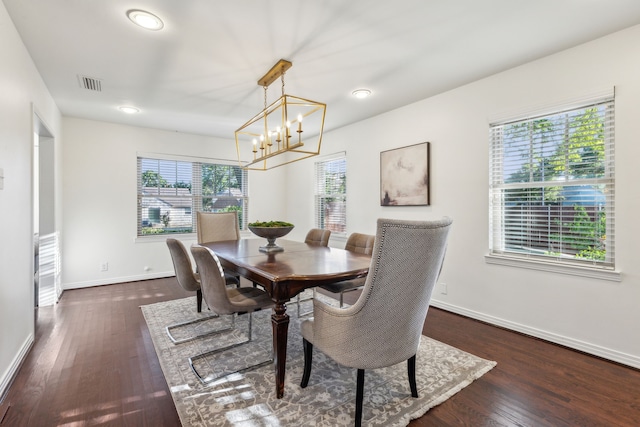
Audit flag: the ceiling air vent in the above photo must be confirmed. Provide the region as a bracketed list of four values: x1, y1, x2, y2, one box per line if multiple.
[78, 75, 102, 92]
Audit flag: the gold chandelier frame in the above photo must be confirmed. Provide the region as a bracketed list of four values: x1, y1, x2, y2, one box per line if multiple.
[235, 59, 326, 171]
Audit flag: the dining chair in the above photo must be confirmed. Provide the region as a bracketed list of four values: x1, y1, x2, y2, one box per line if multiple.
[296, 228, 332, 316]
[304, 228, 331, 246]
[299, 217, 452, 427]
[165, 238, 220, 344]
[196, 211, 241, 287]
[189, 244, 274, 383]
[319, 232, 375, 307]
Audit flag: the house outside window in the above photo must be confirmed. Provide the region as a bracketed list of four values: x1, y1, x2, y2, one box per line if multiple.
[137, 157, 248, 236]
[488, 95, 615, 272]
[314, 154, 346, 234]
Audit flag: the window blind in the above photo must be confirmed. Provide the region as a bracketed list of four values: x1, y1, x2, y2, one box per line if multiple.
[137, 157, 248, 236]
[314, 155, 347, 234]
[489, 97, 615, 269]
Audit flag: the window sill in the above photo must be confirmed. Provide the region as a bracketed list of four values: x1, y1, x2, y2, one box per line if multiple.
[135, 232, 196, 243]
[484, 254, 622, 282]
[136, 231, 255, 243]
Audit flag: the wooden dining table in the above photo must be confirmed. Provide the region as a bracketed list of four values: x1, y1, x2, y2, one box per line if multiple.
[200, 238, 371, 399]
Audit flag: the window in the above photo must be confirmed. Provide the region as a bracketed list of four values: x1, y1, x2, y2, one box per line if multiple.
[137, 157, 248, 236]
[489, 96, 615, 271]
[315, 154, 346, 234]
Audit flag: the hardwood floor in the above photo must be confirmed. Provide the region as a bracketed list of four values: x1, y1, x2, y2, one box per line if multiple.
[2, 278, 639, 426]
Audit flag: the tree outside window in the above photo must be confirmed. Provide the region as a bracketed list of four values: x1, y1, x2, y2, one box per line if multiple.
[489, 99, 614, 268]
[315, 156, 346, 233]
[137, 158, 248, 236]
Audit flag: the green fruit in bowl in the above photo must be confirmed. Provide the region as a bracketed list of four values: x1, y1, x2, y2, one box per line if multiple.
[248, 221, 294, 253]
[248, 220, 294, 227]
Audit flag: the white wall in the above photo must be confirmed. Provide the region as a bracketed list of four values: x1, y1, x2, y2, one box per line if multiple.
[61, 118, 287, 288]
[52, 22, 640, 370]
[285, 24, 640, 367]
[0, 2, 62, 395]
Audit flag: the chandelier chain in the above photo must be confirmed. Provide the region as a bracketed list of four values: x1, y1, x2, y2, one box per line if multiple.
[263, 85, 268, 110]
[281, 66, 286, 97]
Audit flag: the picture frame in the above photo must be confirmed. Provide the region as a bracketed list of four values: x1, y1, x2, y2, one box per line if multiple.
[380, 142, 430, 206]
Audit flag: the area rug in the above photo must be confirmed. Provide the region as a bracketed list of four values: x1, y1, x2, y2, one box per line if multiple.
[141, 294, 496, 426]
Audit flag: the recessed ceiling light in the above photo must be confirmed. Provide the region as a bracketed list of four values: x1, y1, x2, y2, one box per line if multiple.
[127, 9, 164, 31]
[352, 89, 372, 99]
[119, 106, 140, 114]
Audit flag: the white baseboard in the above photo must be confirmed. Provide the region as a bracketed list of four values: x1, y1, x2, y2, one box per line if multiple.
[63, 271, 174, 290]
[430, 299, 640, 370]
[0, 333, 34, 399]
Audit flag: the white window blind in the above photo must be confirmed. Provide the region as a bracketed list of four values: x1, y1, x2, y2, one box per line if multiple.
[314, 154, 346, 234]
[137, 157, 248, 236]
[489, 97, 615, 270]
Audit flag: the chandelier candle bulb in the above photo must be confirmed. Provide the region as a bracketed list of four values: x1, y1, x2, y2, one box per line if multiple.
[297, 113, 303, 145]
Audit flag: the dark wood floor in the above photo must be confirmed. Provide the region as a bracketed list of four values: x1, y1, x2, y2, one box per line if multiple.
[2, 278, 639, 426]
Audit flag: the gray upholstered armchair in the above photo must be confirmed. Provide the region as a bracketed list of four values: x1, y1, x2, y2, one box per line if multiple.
[300, 217, 452, 427]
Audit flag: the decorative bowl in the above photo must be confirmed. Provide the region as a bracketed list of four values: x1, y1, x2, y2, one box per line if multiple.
[248, 223, 294, 253]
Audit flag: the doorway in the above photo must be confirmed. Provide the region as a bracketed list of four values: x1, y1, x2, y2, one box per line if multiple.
[33, 112, 59, 307]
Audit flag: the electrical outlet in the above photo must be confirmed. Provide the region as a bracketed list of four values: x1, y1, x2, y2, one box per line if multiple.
[100, 262, 108, 272]
[439, 282, 447, 295]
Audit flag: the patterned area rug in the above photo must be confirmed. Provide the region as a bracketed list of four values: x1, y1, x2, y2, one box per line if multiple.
[141, 294, 496, 426]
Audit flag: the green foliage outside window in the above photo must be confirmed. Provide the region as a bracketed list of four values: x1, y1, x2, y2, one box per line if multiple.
[492, 101, 613, 266]
[138, 158, 247, 236]
[551, 206, 606, 261]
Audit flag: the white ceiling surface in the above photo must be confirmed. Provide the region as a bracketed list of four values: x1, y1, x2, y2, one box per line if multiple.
[5, 0, 640, 139]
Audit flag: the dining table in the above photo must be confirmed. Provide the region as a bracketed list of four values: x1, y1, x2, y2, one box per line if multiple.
[200, 237, 372, 399]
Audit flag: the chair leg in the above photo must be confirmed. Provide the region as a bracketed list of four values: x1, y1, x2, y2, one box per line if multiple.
[188, 312, 272, 384]
[339, 286, 364, 308]
[296, 289, 315, 317]
[300, 338, 313, 387]
[355, 369, 365, 427]
[408, 354, 418, 397]
[196, 289, 203, 313]
[166, 311, 232, 345]
[233, 273, 241, 288]
[223, 270, 241, 288]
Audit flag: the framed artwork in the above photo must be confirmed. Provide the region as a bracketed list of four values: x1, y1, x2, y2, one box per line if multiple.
[380, 142, 430, 206]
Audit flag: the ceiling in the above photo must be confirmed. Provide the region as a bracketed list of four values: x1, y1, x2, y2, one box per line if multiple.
[5, 0, 640, 140]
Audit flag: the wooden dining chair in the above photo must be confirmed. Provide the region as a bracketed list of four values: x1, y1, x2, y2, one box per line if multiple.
[299, 218, 452, 427]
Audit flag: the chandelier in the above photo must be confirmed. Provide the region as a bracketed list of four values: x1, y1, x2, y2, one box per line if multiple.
[235, 59, 326, 171]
